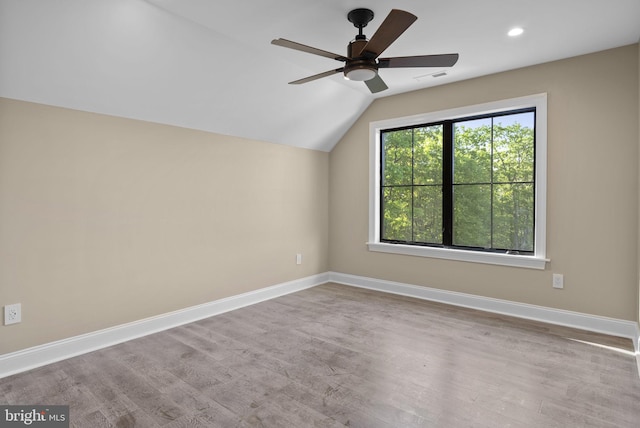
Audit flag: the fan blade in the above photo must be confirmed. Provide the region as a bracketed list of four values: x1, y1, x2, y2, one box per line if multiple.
[272, 39, 348, 62]
[356, 9, 417, 58]
[378, 54, 459, 68]
[364, 74, 388, 93]
[289, 68, 344, 84]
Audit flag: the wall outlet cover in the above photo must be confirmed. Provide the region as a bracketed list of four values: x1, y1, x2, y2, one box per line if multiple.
[4, 303, 21, 325]
[552, 274, 564, 289]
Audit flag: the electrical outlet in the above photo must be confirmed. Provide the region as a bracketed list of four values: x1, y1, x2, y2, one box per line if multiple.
[552, 274, 564, 289]
[4, 303, 21, 325]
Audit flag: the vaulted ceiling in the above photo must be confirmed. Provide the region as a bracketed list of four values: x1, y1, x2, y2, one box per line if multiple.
[1, 0, 639, 152]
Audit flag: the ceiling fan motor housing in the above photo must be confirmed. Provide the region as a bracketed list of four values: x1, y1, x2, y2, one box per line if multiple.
[344, 39, 378, 81]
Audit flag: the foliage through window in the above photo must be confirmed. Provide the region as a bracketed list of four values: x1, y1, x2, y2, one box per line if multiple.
[381, 109, 535, 254]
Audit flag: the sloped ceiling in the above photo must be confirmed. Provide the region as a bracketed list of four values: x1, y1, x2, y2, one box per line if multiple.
[1, 0, 639, 152]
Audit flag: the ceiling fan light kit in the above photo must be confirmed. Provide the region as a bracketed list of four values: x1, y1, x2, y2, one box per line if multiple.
[344, 66, 377, 81]
[343, 60, 377, 81]
[271, 8, 459, 93]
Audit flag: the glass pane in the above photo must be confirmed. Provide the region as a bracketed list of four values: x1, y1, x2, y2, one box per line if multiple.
[454, 118, 492, 184]
[382, 186, 412, 241]
[413, 125, 443, 185]
[453, 184, 491, 248]
[493, 112, 535, 183]
[493, 183, 534, 252]
[413, 186, 443, 244]
[382, 129, 412, 186]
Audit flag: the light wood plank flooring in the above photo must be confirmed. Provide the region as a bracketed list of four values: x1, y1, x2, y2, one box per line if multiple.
[1, 283, 639, 427]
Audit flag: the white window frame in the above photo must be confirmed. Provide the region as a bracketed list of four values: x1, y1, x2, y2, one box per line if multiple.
[368, 93, 548, 270]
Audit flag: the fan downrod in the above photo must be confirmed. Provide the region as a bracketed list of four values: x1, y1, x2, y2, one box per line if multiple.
[347, 8, 374, 39]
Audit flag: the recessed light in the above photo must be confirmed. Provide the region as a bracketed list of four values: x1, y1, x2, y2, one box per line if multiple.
[508, 27, 524, 37]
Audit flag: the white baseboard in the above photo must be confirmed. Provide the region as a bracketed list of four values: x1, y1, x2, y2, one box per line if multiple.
[0, 273, 329, 379]
[3, 271, 638, 380]
[328, 271, 640, 354]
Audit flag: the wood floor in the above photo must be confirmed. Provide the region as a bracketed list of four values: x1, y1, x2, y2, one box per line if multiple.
[1, 283, 639, 427]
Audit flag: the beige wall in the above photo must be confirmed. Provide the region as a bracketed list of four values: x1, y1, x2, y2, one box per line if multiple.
[0, 98, 329, 354]
[1, 44, 638, 357]
[330, 44, 639, 321]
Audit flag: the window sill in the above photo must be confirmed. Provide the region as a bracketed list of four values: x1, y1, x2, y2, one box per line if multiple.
[367, 242, 548, 270]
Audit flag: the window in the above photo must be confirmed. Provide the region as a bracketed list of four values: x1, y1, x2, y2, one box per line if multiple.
[368, 94, 547, 269]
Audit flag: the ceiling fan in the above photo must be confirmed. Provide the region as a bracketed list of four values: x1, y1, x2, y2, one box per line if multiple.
[271, 8, 459, 93]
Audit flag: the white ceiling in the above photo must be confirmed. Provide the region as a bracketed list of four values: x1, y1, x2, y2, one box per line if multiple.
[1, 0, 639, 152]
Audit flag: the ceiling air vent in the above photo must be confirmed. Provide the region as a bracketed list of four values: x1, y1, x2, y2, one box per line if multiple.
[413, 70, 448, 81]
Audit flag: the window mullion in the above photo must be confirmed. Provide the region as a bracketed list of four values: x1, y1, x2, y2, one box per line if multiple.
[411, 129, 415, 242]
[490, 118, 495, 250]
[442, 121, 453, 246]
